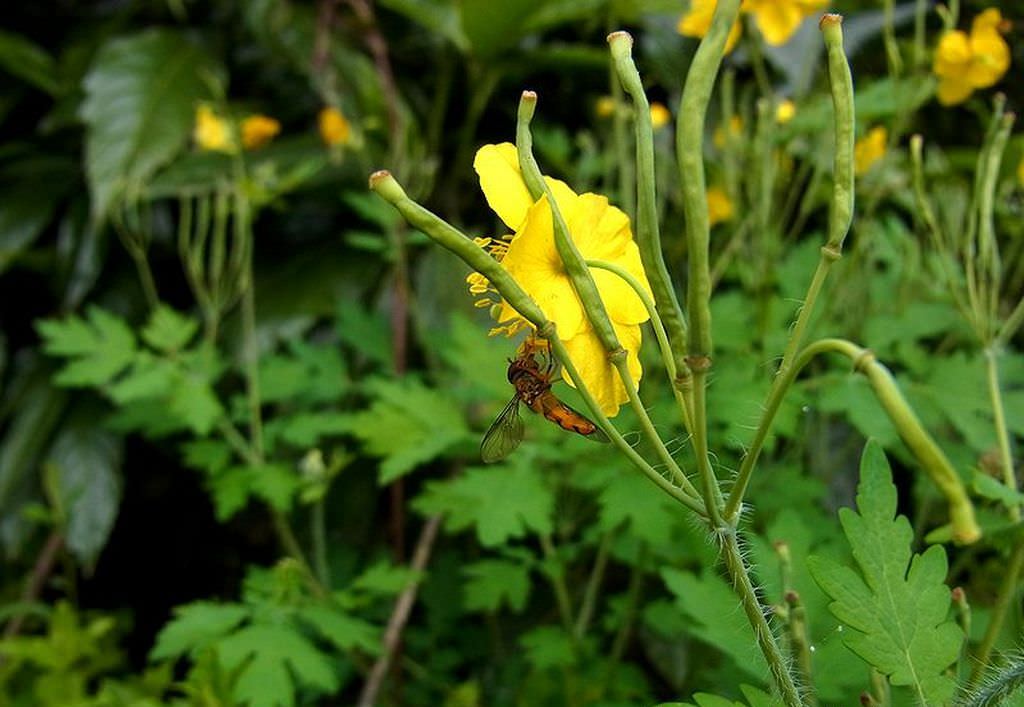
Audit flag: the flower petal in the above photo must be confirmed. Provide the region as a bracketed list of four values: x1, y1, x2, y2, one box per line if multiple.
[474, 143, 534, 231]
[750, 2, 803, 45]
[500, 194, 587, 338]
[560, 322, 642, 417]
[936, 77, 974, 106]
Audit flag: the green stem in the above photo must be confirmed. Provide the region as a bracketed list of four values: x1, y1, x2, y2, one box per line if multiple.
[539, 533, 577, 650]
[971, 542, 1024, 683]
[547, 336, 705, 517]
[369, 171, 548, 329]
[677, 0, 741, 362]
[692, 371, 724, 527]
[985, 347, 1019, 522]
[612, 356, 700, 499]
[720, 528, 803, 706]
[725, 339, 980, 543]
[586, 258, 694, 436]
[312, 498, 330, 586]
[608, 32, 690, 378]
[881, 0, 903, 78]
[820, 15, 855, 254]
[516, 92, 621, 354]
[609, 56, 635, 220]
[601, 543, 646, 698]
[574, 529, 613, 639]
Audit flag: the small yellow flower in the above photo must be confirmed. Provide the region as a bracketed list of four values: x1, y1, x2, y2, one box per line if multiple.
[933, 8, 1011, 106]
[650, 102, 671, 130]
[318, 106, 351, 147]
[241, 115, 281, 150]
[677, 0, 828, 52]
[707, 186, 735, 226]
[1017, 156, 1024, 187]
[854, 126, 887, 176]
[596, 96, 616, 118]
[744, 0, 829, 46]
[193, 105, 234, 152]
[677, 0, 743, 53]
[775, 99, 796, 124]
[469, 143, 653, 416]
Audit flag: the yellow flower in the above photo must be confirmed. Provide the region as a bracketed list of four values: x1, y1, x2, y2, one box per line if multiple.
[1017, 156, 1024, 187]
[775, 99, 796, 124]
[677, 0, 743, 53]
[650, 102, 671, 130]
[595, 96, 616, 118]
[241, 115, 281, 150]
[933, 8, 1011, 106]
[469, 143, 653, 416]
[744, 0, 829, 46]
[677, 0, 828, 52]
[193, 105, 234, 152]
[854, 126, 887, 176]
[318, 106, 351, 147]
[707, 186, 734, 226]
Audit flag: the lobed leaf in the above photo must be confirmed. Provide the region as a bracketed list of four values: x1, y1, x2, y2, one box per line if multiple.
[413, 462, 553, 546]
[808, 441, 961, 704]
[37, 306, 136, 386]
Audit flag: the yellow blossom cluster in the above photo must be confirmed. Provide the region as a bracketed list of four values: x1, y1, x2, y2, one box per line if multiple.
[678, 0, 829, 52]
[932, 8, 1011, 106]
[192, 104, 354, 153]
[467, 143, 653, 416]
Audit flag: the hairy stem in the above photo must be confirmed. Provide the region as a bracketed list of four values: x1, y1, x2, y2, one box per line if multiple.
[720, 528, 803, 706]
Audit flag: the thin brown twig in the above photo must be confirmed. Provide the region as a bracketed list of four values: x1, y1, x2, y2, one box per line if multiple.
[2, 531, 64, 642]
[356, 514, 443, 707]
[345, 0, 402, 141]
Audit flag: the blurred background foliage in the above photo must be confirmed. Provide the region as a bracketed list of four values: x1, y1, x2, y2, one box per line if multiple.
[0, 0, 1022, 705]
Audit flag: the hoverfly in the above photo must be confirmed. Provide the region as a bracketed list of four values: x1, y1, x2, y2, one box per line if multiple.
[480, 339, 610, 463]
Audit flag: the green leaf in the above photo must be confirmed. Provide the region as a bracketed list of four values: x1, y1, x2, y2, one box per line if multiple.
[348, 377, 468, 483]
[298, 605, 380, 654]
[209, 464, 297, 521]
[336, 299, 392, 367]
[80, 29, 220, 221]
[0, 157, 76, 274]
[142, 305, 198, 353]
[462, 559, 531, 613]
[47, 420, 123, 566]
[807, 441, 962, 704]
[107, 355, 176, 404]
[972, 471, 1024, 509]
[0, 29, 59, 94]
[413, 462, 554, 546]
[218, 624, 338, 707]
[37, 306, 136, 386]
[659, 568, 769, 682]
[350, 561, 421, 596]
[168, 373, 223, 436]
[376, 0, 469, 52]
[519, 626, 574, 670]
[149, 602, 250, 661]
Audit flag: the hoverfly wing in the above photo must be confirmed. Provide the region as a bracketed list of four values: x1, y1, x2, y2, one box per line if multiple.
[480, 396, 525, 463]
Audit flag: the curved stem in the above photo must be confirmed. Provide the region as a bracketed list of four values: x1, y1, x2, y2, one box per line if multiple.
[985, 347, 1019, 522]
[547, 336, 705, 517]
[724, 338, 980, 544]
[608, 32, 690, 376]
[612, 356, 700, 499]
[586, 259, 694, 436]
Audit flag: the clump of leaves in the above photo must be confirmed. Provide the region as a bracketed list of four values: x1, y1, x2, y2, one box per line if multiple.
[809, 441, 963, 704]
[150, 560, 394, 707]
